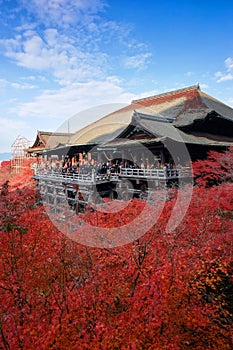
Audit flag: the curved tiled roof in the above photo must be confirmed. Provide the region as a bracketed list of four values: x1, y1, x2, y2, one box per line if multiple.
[31, 85, 232, 153]
[69, 85, 233, 146]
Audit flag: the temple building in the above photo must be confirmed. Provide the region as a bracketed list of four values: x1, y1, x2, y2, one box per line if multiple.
[31, 84, 233, 211]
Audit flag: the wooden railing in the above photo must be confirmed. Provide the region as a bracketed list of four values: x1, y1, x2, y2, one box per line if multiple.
[120, 168, 166, 179]
[33, 166, 192, 184]
[120, 167, 192, 179]
[34, 170, 114, 184]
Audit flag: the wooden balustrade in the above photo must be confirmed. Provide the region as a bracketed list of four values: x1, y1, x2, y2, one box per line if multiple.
[33, 166, 192, 185]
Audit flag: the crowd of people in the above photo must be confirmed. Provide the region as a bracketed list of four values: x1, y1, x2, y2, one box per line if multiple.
[32, 158, 121, 176]
[32, 157, 184, 178]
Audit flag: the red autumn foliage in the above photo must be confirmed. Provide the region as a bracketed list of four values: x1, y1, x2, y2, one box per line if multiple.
[0, 160, 11, 169]
[193, 146, 233, 186]
[0, 149, 232, 349]
[0, 161, 12, 182]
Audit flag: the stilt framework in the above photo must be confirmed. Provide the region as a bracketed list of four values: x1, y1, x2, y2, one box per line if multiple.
[11, 135, 31, 173]
[33, 166, 192, 215]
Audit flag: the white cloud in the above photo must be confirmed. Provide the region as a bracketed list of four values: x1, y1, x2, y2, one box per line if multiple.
[1, 78, 134, 151]
[0, 0, 153, 151]
[225, 57, 233, 70]
[0, 0, 152, 88]
[0, 78, 37, 90]
[15, 23, 37, 32]
[8, 79, 134, 121]
[1, 15, 152, 88]
[134, 89, 159, 100]
[215, 72, 233, 82]
[2, 30, 105, 84]
[199, 83, 208, 89]
[124, 53, 152, 70]
[185, 71, 194, 77]
[21, 75, 48, 82]
[215, 57, 233, 82]
[11, 82, 37, 90]
[20, 0, 106, 27]
[0, 117, 31, 131]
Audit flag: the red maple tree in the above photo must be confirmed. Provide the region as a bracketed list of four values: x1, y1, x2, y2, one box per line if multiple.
[0, 149, 232, 349]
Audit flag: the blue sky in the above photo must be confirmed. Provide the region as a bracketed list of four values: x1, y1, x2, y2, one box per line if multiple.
[0, 0, 233, 152]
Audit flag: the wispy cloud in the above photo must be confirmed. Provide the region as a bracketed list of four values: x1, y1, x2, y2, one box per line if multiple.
[215, 57, 233, 82]
[0, 0, 153, 151]
[134, 88, 159, 100]
[124, 53, 152, 70]
[0, 117, 31, 131]
[215, 72, 233, 82]
[225, 57, 233, 70]
[1, 28, 110, 86]
[8, 79, 134, 121]
[199, 83, 208, 89]
[185, 71, 194, 77]
[11, 82, 37, 90]
[0, 78, 37, 90]
[19, 0, 106, 27]
[1, 1, 151, 87]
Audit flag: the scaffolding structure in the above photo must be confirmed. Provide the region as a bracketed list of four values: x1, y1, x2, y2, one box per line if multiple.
[11, 135, 31, 173]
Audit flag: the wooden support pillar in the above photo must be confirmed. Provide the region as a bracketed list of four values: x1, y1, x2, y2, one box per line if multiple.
[87, 152, 92, 162]
[79, 153, 83, 163]
[53, 186, 57, 213]
[160, 150, 165, 165]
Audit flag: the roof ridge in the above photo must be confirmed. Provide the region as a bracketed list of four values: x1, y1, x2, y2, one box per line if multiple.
[133, 110, 174, 123]
[132, 84, 200, 104]
[38, 131, 72, 135]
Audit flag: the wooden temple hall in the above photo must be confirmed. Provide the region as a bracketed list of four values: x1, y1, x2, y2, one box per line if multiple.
[30, 85, 233, 211]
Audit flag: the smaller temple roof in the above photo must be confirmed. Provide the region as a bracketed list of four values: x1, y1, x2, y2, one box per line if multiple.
[28, 131, 72, 153]
[106, 112, 233, 148]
